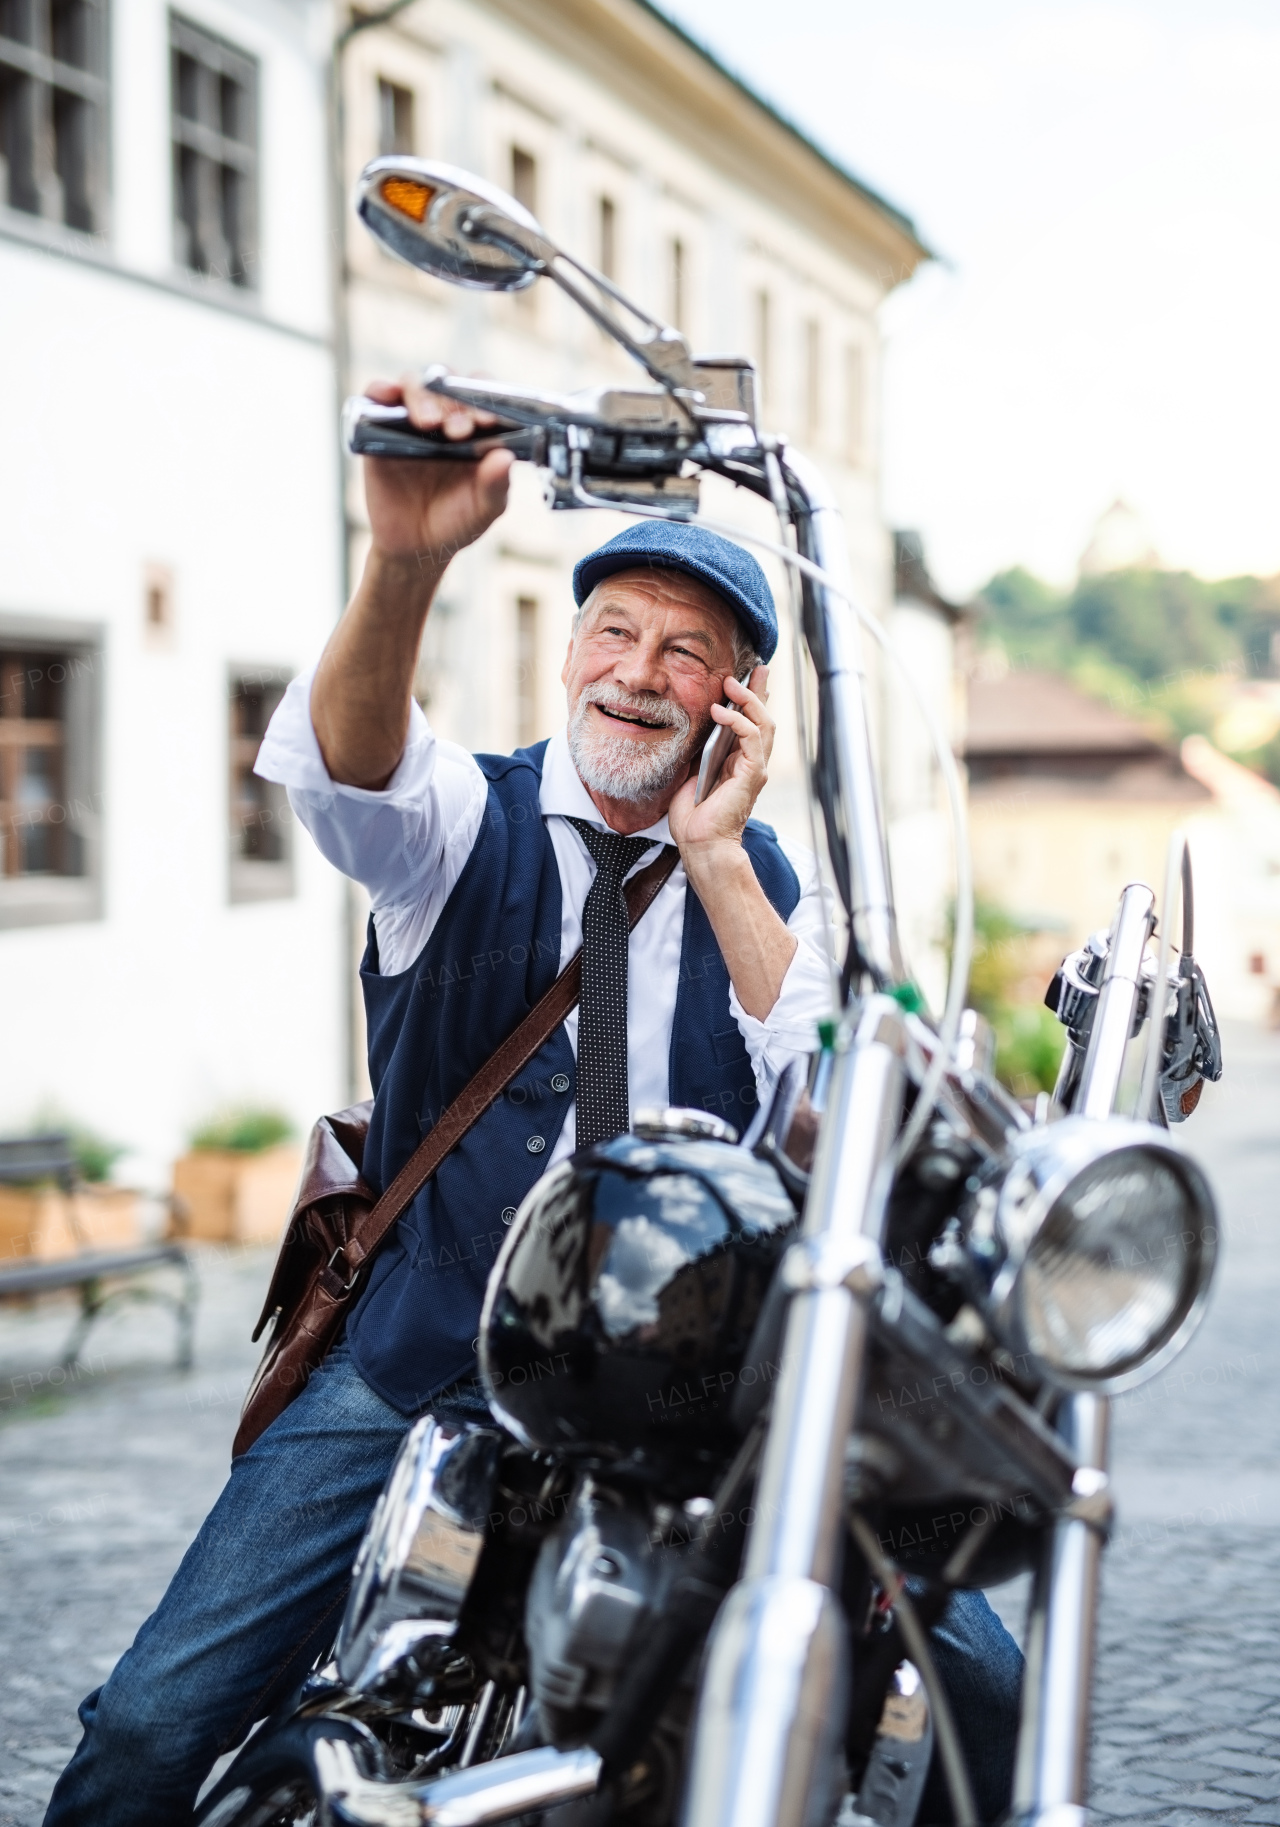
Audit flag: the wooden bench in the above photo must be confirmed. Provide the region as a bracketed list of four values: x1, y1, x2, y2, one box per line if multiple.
[0, 1134, 198, 1370]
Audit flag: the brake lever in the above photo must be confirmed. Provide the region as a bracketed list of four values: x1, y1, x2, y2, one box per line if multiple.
[422, 365, 599, 431]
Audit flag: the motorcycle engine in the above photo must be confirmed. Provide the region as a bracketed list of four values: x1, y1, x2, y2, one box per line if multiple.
[526, 1478, 671, 1736]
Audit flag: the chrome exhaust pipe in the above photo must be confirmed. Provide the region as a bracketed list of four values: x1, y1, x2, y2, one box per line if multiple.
[312, 1740, 603, 1827]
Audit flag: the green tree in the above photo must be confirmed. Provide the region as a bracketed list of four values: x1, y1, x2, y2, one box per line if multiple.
[976, 564, 1280, 783]
[1069, 570, 1233, 683]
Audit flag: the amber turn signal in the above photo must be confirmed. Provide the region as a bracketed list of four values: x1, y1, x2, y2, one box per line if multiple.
[380, 176, 434, 223]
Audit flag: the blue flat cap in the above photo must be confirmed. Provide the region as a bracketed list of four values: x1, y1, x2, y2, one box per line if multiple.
[572, 519, 777, 663]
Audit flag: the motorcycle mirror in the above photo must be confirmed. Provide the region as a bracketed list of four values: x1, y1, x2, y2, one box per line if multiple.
[354, 156, 546, 291]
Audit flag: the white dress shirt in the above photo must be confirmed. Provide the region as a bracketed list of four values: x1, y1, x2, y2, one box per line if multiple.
[256, 668, 833, 1170]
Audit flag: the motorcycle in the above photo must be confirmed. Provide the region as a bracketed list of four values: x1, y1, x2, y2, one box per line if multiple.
[197, 155, 1224, 1827]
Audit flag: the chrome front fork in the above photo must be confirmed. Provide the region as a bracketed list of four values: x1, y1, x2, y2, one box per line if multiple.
[681, 999, 905, 1827]
[1012, 1395, 1111, 1827]
[1014, 882, 1151, 1827]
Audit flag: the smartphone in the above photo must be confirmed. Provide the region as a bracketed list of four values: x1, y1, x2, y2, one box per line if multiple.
[694, 667, 754, 806]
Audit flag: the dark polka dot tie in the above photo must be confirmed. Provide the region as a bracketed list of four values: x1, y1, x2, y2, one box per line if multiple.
[568, 818, 656, 1149]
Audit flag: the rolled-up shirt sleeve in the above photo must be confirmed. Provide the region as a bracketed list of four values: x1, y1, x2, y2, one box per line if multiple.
[729, 838, 836, 1098]
[255, 665, 487, 973]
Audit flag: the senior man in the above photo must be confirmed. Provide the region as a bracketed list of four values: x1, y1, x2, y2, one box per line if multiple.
[45, 381, 1021, 1825]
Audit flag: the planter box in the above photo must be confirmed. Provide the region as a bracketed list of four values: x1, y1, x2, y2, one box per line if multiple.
[171, 1145, 302, 1245]
[0, 1185, 141, 1262]
[73, 1186, 143, 1250]
[0, 1187, 76, 1262]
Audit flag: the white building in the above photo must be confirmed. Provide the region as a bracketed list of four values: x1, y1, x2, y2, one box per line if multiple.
[338, 0, 932, 1050]
[0, 0, 345, 1183]
[0, 0, 937, 1184]
[1180, 736, 1280, 1026]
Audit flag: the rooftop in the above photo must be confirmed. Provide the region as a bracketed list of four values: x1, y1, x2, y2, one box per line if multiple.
[965, 668, 1209, 805]
[965, 668, 1164, 758]
[491, 0, 931, 280]
[639, 2, 928, 255]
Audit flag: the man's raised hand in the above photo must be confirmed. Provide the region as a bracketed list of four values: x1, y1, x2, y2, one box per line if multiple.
[312, 375, 512, 790]
[361, 377, 514, 566]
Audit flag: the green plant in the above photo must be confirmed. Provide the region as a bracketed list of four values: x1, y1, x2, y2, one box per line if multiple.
[69, 1125, 128, 1183]
[987, 1004, 1067, 1102]
[963, 900, 1067, 1099]
[190, 1108, 294, 1154]
[25, 1108, 127, 1183]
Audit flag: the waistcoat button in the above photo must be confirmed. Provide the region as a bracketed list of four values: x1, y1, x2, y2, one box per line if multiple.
[526, 1135, 546, 1155]
[501, 1206, 518, 1224]
[550, 1073, 570, 1094]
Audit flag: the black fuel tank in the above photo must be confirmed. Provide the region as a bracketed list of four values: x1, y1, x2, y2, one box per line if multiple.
[479, 1129, 796, 1472]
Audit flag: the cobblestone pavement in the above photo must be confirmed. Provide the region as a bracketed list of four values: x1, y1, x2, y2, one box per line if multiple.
[1, 1024, 1278, 1824]
[1085, 1020, 1280, 1826]
[0, 1244, 269, 1823]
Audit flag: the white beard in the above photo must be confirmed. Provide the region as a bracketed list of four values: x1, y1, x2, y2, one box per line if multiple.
[568, 682, 698, 802]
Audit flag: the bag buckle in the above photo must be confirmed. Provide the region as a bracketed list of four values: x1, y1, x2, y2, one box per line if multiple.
[327, 1245, 360, 1294]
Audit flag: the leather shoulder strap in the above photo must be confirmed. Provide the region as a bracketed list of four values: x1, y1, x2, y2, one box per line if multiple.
[340, 843, 680, 1280]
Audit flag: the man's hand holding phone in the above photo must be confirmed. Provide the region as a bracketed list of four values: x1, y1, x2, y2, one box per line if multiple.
[667, 664, 773, 859]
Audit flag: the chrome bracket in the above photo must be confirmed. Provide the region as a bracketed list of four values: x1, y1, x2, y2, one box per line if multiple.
[779, 1234, 884, 1298]
[1062, 1465, 1114, 1536]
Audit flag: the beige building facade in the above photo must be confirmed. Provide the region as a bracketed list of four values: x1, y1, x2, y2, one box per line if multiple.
[336, 0, 933, 980]
[964, 667, 1280, 1025]
[965, 668, 1210, 957]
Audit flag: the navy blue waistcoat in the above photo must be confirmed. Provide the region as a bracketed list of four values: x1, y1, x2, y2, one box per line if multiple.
[346, 741, 801, 1415]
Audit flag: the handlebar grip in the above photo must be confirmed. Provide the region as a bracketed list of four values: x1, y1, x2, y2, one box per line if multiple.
[343, 396, 535, 462]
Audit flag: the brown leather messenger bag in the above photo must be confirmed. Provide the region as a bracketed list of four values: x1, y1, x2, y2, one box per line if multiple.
[233, 844, 679, 1458]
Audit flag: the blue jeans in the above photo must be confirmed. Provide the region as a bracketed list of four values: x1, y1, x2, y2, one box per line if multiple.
[44, 1344, 415, 1827]
[44, 1343, 1022, 1824]
[924, 1588, 1024, 1823]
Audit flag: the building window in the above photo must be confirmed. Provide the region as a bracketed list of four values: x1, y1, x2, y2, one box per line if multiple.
[509, 147, 537, 311]
[753, 288, 771, 416]
[669, 236, 684, 329]
[598, 193, 616, 279]
[170, 13, 258, 288]
[515, 597, 538, 747]
[0, 0, 108, 232]
[0, 622, 101, 928]
[510, 144, 536, 214]
[229, 670, 292, 903]
[844, 343, 865, 465]
[377, 76, 414, 156]
[802, 317, 821, 444]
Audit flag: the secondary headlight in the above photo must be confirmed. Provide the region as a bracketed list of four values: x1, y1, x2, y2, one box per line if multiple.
[983, 1117, 1217, 1393]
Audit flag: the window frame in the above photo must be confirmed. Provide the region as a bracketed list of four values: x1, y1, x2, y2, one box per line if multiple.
[598, 193, 616, 280]
[802, 316, 821, 445]
[669, 234, 685, 331]
[753, 288, 772, 418]
[169, 10, 259, 290]
[227, 665, 294, 905]
[0, 0, 110, 236]
[509, 144, 536, 215]
[0, 612, 103, 931]
[844, 342, 866, 467]
[376, 73, 414, 157]
[515, 595, 539, 748]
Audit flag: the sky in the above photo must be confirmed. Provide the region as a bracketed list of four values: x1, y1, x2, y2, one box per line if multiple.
[653, 0, 1280, 598]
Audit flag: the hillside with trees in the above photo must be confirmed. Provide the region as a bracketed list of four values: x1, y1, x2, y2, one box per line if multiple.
[978, 566, 1280, 783]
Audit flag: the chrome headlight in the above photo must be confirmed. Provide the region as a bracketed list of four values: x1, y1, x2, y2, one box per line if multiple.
[983, 1117, 1217, 1393]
